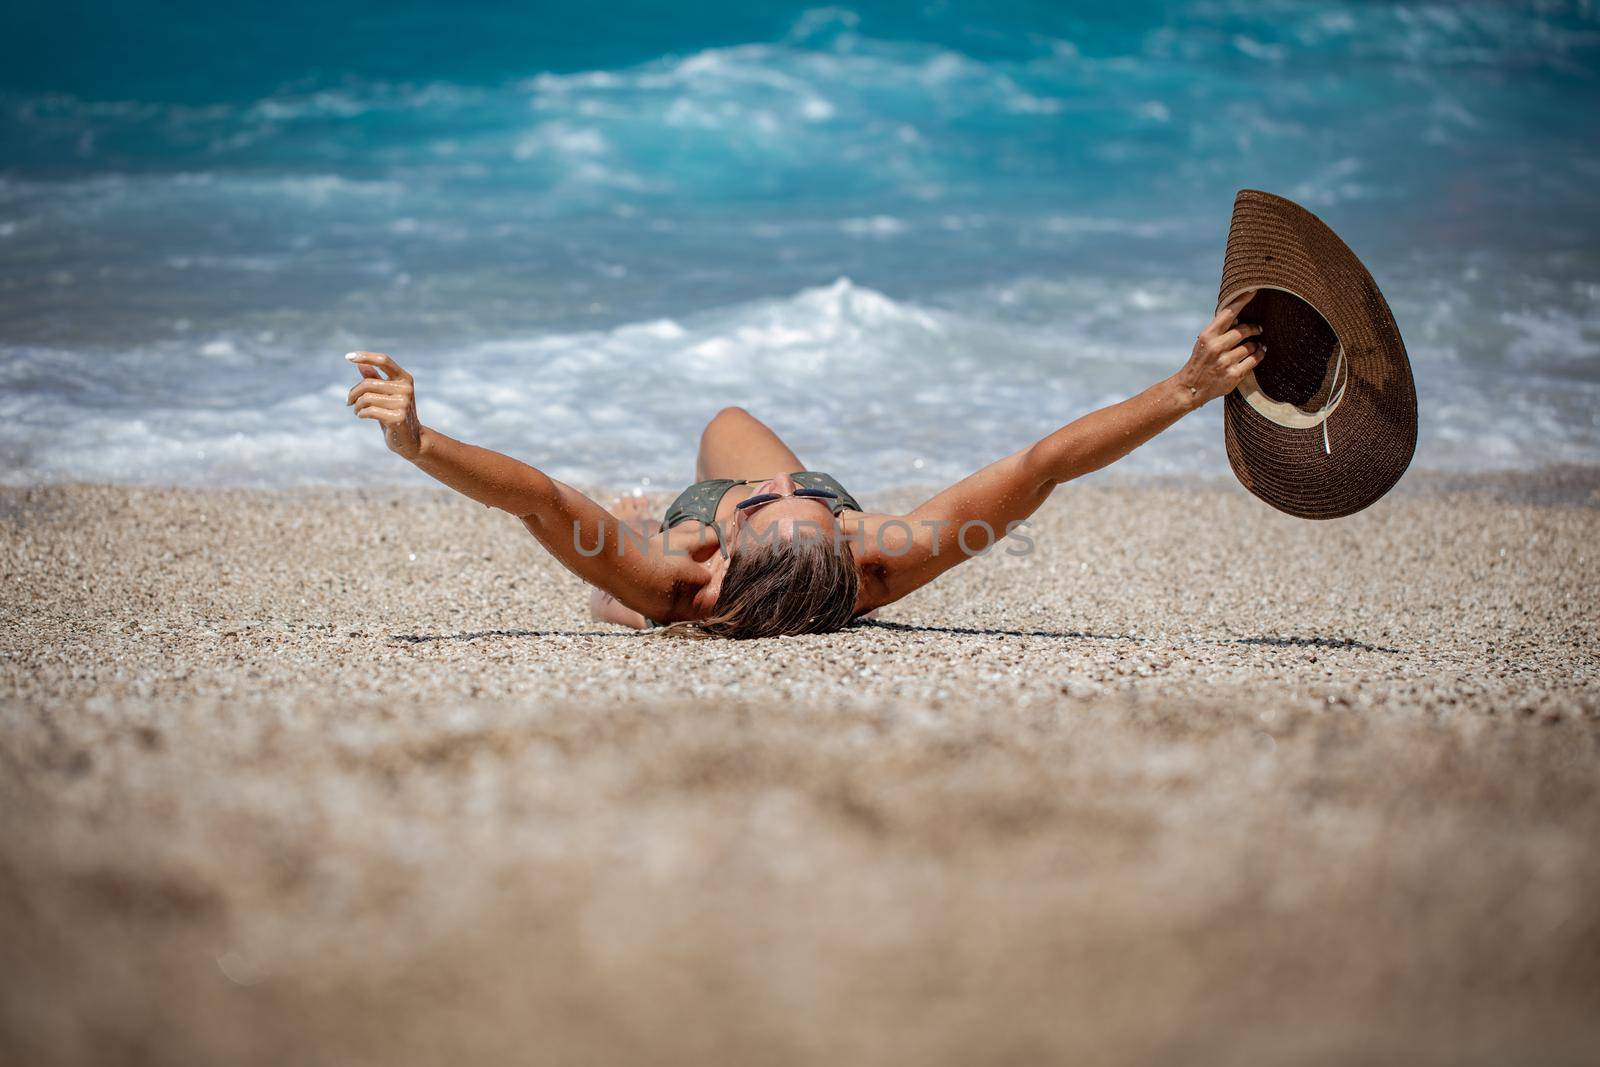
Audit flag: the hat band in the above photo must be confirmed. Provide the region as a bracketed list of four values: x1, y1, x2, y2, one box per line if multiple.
[1220, 284, 1349, 452]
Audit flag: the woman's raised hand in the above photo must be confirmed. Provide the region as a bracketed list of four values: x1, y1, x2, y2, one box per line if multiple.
[345, 351, 423, 460]
[1175, 290, 1265, 407]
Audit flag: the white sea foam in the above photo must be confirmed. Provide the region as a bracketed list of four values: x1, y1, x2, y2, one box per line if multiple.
[5, 274, 1594, 490]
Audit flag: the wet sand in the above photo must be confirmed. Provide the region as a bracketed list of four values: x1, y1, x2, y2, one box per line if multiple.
[3, 473, 1598, 1065]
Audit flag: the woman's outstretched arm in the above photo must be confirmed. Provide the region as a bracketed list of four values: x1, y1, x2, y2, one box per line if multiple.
[861, 291, 1264, 610]
[345, 351, 701, 622]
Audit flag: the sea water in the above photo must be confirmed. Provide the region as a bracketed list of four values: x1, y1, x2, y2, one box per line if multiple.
[1, 1, 1597, 491]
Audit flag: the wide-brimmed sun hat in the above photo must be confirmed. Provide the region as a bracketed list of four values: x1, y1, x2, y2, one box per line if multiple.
[1218, 189, 1417, 519]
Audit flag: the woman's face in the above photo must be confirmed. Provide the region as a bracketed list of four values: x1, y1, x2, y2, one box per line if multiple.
[697, 473, 841, 611]
[729, 472, 840, 547]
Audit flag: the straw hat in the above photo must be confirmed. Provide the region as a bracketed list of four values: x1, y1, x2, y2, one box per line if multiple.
[1218, 189, 1417, 519]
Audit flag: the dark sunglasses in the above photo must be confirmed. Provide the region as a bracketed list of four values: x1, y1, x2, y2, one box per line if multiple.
[735, 487, 838, 510]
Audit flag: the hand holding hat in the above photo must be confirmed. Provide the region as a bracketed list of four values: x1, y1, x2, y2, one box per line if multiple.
[1176, 288, 1267, 407]
[1217, 190, 1417, 519]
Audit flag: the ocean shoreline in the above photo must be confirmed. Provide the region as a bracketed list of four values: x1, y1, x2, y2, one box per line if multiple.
[6, 460, 1599, 502]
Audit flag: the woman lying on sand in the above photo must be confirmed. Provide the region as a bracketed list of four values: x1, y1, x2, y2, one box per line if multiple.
[345, 290, 1263, 638]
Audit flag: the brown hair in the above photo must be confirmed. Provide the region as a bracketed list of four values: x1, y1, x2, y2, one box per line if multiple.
[655, 530, 861, 640]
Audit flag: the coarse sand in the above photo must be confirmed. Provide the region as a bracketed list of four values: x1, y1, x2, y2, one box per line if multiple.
[3, 472, 1599, 1065]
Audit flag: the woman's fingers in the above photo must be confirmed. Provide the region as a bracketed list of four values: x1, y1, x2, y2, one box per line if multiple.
[1208, 322, 1264, 354]
[1178, 294, 1266, 406]
[1229, 350, 1266, 380]
[353, 398, 406, 423]
[1225, 343, 1265, 369]
[354, 394, 406, 413]
[341, 353, 423, 459]
[346, 379, 408, 405]
[1206, 289, 1257, 335]
[354, 392, 405, 407]
[345, 351, 411, 382]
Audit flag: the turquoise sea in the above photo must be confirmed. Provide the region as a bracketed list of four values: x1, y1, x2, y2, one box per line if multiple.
[2, 1, 1597, 488]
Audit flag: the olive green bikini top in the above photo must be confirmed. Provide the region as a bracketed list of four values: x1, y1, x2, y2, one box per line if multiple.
[660, 471, 863, 531]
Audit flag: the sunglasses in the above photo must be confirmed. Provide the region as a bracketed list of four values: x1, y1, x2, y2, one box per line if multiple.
[735, 487, 838, 511]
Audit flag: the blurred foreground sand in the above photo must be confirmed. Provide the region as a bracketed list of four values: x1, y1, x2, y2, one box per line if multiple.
[3, 474, 1598, 1065]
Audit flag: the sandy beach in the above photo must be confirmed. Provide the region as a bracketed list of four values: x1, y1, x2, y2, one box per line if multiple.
[3, 472, 1598, 1065]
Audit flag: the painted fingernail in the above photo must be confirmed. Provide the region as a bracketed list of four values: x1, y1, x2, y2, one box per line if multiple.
[344, 352, 359, 361]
